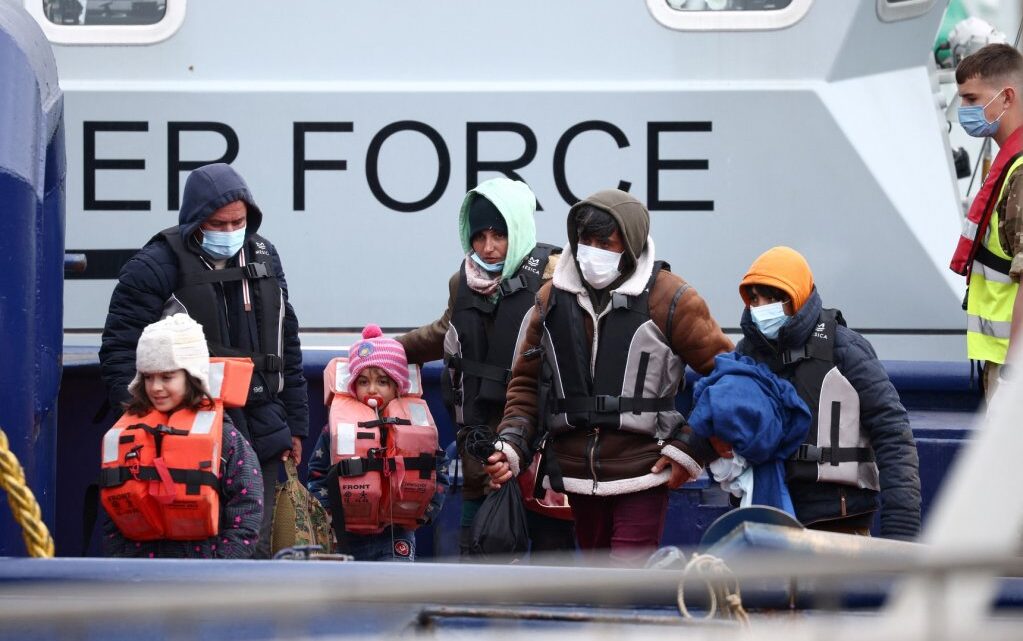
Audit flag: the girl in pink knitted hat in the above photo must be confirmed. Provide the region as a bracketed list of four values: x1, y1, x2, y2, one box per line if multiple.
[307, 325, 448, 561]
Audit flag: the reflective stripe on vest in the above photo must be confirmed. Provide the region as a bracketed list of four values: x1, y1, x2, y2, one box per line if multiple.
[966, 156, 1023, 364]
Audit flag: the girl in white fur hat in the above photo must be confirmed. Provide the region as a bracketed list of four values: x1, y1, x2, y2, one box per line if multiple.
[103, 314, 265, 558]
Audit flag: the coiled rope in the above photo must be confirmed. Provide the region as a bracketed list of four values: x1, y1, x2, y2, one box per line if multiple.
[676, 553, 750, 628]
[0, 428, 55, 558]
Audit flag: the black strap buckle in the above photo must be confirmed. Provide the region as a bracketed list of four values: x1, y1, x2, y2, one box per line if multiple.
[796, 443, 822, 462]
[611, 292, 632, 310]
[594, 395, 620, 413]
[781, 346, 810, 366]
[244, 262, 271, 279]
[500, 275, 527, 296]
[338, 458, 367, 477]
[263, 354, 282, 372]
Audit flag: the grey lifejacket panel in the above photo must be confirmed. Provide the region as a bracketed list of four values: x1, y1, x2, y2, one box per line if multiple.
[442, 243, 559, 427]
[538, 262, 685, 439]
[161, 227, 285, 399]
[773, 309, 880, 491]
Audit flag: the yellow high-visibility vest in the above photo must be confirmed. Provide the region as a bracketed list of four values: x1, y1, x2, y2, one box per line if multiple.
[966, 156, 1023, 363]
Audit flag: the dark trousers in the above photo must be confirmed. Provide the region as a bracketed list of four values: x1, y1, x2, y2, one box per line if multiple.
[255, 459, 278, 559]
[569, 485, 669, 566]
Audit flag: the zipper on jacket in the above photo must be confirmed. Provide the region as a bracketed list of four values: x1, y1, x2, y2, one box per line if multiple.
[589, 305, 614, 377]
[840, 489, 847, 517]
[588, 427, 601, 494]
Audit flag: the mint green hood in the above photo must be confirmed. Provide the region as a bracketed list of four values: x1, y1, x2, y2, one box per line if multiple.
[458, 177, 537, 281]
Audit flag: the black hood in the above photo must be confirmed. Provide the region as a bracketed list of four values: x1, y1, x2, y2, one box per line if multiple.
[178, 163, 264, 242]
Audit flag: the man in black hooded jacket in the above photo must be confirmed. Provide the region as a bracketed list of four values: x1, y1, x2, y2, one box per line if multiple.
[100, 163, 309, 558]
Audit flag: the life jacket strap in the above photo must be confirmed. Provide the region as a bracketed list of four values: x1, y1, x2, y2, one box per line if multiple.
[444, 353, 512, 385]
[357, 416, 412, 428]
[790, 443, 875, 465]
[397, 453, 438, 479]
[976, 244, 1012, 275]
[553, 395, 675, 414]
[335, 457, 386, 478]
[100, 466, 219, 494]
[179, 261, 272, 286]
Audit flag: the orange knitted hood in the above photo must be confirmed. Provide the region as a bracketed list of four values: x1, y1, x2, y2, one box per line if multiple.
[739, 246, 814, 312]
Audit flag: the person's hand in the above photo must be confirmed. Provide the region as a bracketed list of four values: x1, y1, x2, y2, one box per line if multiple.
[484, 451, 513, 489]
[283, 436, 302, 464]
[652, 455, 691, 490]
[710, 436, 734, 459]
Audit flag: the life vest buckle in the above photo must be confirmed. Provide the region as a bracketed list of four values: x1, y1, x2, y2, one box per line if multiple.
[593, 395, 620, 413]
[795, 443, 823, 463]
[338, 456, 373, 477]
[243, 262, 271, 279]
[780, 346, 810, 366]
[500, 275, 528, 296]
[124, 445, 143, 480]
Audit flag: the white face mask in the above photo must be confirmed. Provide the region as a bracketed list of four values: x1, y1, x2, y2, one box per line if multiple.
[576, 243, 623, 290]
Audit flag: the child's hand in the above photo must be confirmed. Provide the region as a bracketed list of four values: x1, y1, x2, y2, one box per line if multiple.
[283, 437, 302, 464]
[484, 451, 513, 489]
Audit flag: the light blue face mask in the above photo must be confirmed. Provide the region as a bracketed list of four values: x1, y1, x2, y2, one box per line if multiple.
[750, 301, 789, 340]
[201, 227, 246, 259]
[471, 252, 504, 273]
[958, 88, 1007, 138]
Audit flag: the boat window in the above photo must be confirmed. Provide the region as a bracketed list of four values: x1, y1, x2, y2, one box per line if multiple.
[27, 0, 186, 44]
[665, 0, 793, 11]
[646, 0, 813, 31]
[876, 0, 937, 23]
[42, 0, 166, 26]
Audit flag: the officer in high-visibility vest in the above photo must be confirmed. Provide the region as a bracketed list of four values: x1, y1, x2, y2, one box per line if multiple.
[955, 44, 1023, 399]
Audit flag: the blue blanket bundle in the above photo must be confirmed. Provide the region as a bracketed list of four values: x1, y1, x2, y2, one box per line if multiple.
[689, 352, 811, 516]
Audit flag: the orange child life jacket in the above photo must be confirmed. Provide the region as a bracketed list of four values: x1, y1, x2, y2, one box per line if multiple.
[100, 357, 253, 541]
[323, 357, 441, 535]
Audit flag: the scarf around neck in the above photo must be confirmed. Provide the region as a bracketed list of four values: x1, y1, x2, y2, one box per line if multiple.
[464, 253, 502, 298]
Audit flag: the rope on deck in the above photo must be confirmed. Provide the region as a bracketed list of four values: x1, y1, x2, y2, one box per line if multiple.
[0, 428, 54, 558]
[677, 553, 750, 628]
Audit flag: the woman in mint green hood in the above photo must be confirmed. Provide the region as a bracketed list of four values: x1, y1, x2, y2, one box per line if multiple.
[398, 178, 576, 559]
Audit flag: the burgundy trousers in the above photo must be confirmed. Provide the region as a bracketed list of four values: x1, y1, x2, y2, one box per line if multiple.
[568, 485, 669, 565]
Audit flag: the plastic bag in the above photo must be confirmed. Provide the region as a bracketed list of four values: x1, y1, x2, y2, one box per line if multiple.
[271, 459, 334, 555]
[469, 480, 529, 562]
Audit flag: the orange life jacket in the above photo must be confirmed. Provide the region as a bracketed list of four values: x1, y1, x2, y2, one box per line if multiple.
[100, 357, 253, 541]
[323, 357, 441, 534]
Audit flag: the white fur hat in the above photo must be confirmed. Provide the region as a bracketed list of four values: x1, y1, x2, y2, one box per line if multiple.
[128, 314, 211, 396]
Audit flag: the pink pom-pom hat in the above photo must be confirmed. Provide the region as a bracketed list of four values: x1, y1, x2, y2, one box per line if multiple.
[346, 324, 411, 397]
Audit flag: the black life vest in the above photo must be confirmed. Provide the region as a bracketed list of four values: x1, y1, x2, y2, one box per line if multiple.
[442, 243, 559, 426]
[768, 309, 880, 490]
[161, 227, 284, 399]
[538, 261, 682, 437]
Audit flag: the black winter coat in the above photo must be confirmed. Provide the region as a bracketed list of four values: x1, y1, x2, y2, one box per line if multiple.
[736, 290, 921, 539]
[99, 164, 308, 462]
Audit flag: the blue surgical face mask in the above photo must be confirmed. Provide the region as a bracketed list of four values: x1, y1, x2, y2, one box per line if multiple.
[471, 252, 504, 273]
[750, 301, 789, 340]
[201, 227, 246, 259]
[959, 88, 1008, 138]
